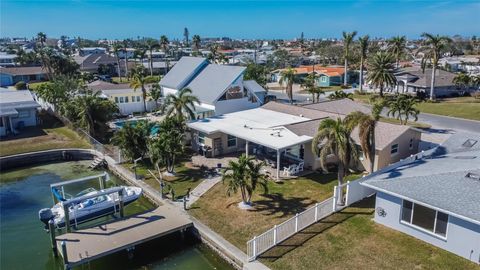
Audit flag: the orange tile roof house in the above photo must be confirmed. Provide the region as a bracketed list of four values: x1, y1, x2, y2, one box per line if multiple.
[271, 65, 358, 87]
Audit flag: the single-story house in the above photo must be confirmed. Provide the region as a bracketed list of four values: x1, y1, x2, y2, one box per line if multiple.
[160, 56, 266, 119]
[361, 132, 480, 264]
[0, 88, 40, 137]
[79, 47, 107, 56]
[0, 53, 17, 67]
[270, 65, 358, 87]
[74, 53, 122, 75]
[87, 80, 157, 115]
[0, 66, 47, 87]
[187, 99, 421, 179]
[393, 67, 465, 97]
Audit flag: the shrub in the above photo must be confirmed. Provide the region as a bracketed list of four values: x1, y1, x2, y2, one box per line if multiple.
[14, 81, 27, 90]
[472, 91, 480, 99]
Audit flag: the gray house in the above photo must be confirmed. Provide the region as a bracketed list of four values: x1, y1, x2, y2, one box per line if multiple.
[393, 67, 462, 97]
[361, 133, 480, 264]
[0, 88, 40, 137]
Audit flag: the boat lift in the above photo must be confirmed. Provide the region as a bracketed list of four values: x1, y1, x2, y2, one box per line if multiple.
[50, 172, 110, 205]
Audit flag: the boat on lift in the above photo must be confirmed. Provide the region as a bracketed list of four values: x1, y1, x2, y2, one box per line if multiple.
[38, 186, 142, 229]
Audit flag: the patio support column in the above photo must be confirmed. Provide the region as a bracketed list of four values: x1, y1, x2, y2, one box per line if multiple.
[245, 141, 249, 157]
[8, 116, 14, 135]
[276, 149, 280, 180]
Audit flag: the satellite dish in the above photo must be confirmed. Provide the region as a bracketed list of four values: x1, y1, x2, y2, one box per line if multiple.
[376, 207, 387, 217]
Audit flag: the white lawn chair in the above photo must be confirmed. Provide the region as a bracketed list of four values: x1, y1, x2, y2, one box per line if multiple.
[282, 164, 298, 176]
[297, 162, 304, 173]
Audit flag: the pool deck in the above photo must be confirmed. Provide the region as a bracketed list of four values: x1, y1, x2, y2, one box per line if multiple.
[56, 204, 192, 268]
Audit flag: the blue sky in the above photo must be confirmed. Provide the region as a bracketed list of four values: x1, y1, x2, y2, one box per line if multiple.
[1, 0, 479, 40]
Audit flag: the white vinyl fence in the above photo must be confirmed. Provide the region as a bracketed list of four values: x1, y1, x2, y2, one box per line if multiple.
[247, 197, 334, 261]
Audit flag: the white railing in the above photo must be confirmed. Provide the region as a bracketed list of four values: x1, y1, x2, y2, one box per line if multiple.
[247, 197, 334, 261]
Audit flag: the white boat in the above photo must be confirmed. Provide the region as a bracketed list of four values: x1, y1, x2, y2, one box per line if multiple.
[39, 186, 142, 228]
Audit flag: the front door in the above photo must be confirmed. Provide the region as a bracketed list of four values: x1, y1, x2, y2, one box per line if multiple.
[213, 138, 223, 157]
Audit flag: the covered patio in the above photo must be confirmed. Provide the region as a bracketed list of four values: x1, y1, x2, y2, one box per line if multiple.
[187, 108, 313, 180]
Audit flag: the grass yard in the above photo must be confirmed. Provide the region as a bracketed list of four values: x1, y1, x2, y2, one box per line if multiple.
[0, 114, 90, 157]
[260, 197, 479, 270]
[123, 158, 206, 198]
[189, 172, 362, 251]
[379, 117, 432, 129]
[415, 98, 480, 121]
[299, 85, 343, 94]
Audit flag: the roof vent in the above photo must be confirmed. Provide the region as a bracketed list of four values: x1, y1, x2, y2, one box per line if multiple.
[462, 139, 478, 148]
[465, 172, 480, 180]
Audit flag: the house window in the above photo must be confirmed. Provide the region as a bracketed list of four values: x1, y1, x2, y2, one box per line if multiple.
[137, 96, 141, 102]
[391, 143, 399, 155]
[115, 97, 119, 103]
[119, 97, 124, 103]
[132, 96, 136, 102]
[321, 76, 327, 82]
[17, 110, 30, 118]
[0, 117, 3, 127]
[409, 139, 414, 149]
[125, 96, 129, 103]
[401, 199, 448, 237]
[198, 132, 205, 145]
[227, 135, 237, 148]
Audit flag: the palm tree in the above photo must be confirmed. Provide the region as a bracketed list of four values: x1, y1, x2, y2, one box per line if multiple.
[344, 101, 384, 173]
[145, 38, 160, 76]
[358, 35, 369, 92]
[301, 73, 322, 103]
[122, 40, 129, 77]
[311, 118, 358, 205]
[387, 36, 407, 68]
[453, 73, 471, 91]
[208, 44, 219, 63]
[420, 33, 452, 101]
[328, 90, 353, 100]
[148, 83, 162, 109]
[387, 94, 420, 125]
[129, 65, 149, 112]
[112, 120, 154, 161]
[160, 35, 170, 72]
[37, 32, 47, 47]
[366, 52, 397, 97]
[223, 154, 268, 207]
[134, 46, 147, 64]
[70, 90, 119, 137]
[279, 67, 296, 103]
[342, 31, 357, 86]
[112, 43, 123, 82]
[192, 35, 201, 51]
[162, 88, 200, 120]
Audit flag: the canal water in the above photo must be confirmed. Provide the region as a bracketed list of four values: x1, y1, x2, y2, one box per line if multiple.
[0, 161, 233, 270]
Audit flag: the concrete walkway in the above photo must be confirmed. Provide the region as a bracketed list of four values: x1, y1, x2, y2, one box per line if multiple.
[187, 176, 222, 207]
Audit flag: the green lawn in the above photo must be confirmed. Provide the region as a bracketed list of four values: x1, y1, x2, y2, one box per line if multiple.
[260, 197, 479, 270]
[0, 114, 90, 157]
[123, 158, 206, 198]
[415, 99, 480, 121]
[379, 116, 432, 129]
[189, 172, 362, 251]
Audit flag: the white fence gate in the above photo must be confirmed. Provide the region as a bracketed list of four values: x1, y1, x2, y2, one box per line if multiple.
[247, 197, 334, 261]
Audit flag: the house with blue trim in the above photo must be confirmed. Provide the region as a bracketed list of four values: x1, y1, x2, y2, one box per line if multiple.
[159, 57, 266, 119]
[270, 65, 358, 87]
[361, 133, 480, 264]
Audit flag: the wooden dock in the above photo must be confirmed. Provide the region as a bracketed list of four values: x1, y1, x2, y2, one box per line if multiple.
[56, 204, 192, 268]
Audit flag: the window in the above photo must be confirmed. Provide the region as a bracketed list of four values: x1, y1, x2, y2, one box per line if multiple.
[321, 76, 327, 82]
[115, 97, 119, 103]
[125, 96, 129, 103]
[227, 135, 237, 147]
[401, 199, 448, 238]
[136, 96, 141, 102]
[198, 132, 205, 145]
[0, 117, 3, 127]
[132, 96, 136, 102]
[409, 139, 414, 149]
[17, 110, 30, 118]
[391, 143, 399, 155]
[119, 96, 124, 103]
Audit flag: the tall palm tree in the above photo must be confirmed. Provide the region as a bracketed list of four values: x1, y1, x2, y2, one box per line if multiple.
[148, 83, 162, 109]
[344, 101, 384, 173]
[420, 33, 452, 101]
[387, 94, 420, 125]
[129, 65, 149, 112]
[223, 154, 268, 207]
[145, 38, 160, 76]
[301, 73, 322, 103]
[279, 67, 296, 103]
[160, 35, 170, 72]
[208, 44, 219, 63]
[366, 52, 397, 97]
[358, 35, 370, 92]
[162, 88, 200, 120]
[112, 43, 123, 82]
[192, 35, 201, 51]
[342, 31, 357, 86]
[36, 32, 47, 47]
[311, 118, 358, 205]
[122, 40, 129, 78]
[387, 36, 407, 68]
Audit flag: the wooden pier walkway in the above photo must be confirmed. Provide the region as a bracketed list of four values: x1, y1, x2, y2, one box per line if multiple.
[56, 204, 192, 268]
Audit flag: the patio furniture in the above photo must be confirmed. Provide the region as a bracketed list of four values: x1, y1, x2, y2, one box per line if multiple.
[297, 162, 304, 173]
[282, 164, 298, 176]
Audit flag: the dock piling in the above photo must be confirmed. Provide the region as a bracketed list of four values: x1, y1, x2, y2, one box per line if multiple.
[63, 202, 71, 233]
[119, 189, 124, 218]
[48, 219, 58, 257]
[61, 240, 69, 269]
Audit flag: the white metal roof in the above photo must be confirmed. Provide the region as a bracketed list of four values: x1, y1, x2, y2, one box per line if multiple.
[187, 108, 313, 150]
